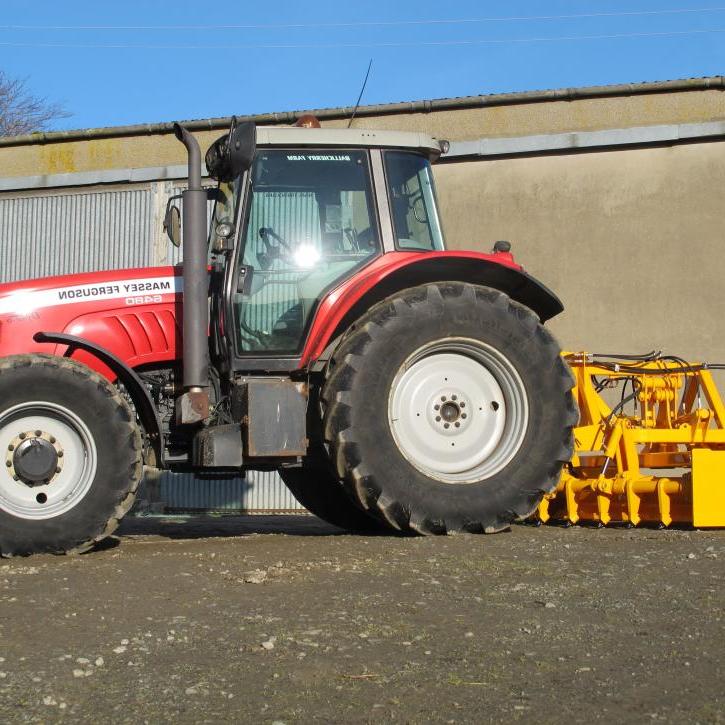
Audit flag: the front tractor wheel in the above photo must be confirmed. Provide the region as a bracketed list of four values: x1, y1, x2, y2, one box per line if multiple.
[0, 355, 142, 556]
[323, 282, 577, 535]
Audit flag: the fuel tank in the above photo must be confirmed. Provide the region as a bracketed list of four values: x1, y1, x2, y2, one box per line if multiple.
[0, 267, 183, 379]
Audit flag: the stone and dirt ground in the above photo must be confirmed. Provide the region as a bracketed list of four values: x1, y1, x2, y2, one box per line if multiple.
[0, 515, 723, 724]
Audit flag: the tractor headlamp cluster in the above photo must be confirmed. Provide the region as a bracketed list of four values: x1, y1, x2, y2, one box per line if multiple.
[215, 222, 234, 240]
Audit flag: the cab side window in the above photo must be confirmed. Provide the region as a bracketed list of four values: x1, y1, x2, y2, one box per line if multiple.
[384, 151, 444, 251]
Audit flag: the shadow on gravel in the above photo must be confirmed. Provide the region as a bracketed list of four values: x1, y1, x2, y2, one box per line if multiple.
[104, 515, 699, 553]
[112, 514, 395, 544]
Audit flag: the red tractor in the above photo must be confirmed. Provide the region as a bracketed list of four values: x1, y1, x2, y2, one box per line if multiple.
[0, 119, 576, 555]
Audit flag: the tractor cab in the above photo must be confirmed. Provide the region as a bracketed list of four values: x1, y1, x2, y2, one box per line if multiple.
[205, 124, 447, 361]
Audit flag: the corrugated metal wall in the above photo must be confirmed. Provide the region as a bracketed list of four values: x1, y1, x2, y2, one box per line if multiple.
[157, 470, 301, 514]
[0, 186, 154, 282]
[0, 179, 303, 514]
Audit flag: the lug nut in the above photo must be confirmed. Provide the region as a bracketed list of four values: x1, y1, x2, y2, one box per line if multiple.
[7, 444, 13, 451]
[5, 461, 11, 467]
[12, 475, 18, 481]
[434, 404, 440, 411]
[57, 451, 63, 458]
[49, 436, 56, 444]
[444, 423, 450, 429]
[460, 402, 466, 408]
[455, 422, 460, 428]
[34, 430, 42, 437]
[18, 432, 26, 440]
[462, 413, 467, 419]
[435, 416, 441, 422]
[56, 467, 62, 474]
[441, 396, 447, 402]
[452, 395, 458, 401]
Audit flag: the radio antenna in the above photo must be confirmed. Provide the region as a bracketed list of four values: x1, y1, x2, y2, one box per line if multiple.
[348, 58, 373, 129]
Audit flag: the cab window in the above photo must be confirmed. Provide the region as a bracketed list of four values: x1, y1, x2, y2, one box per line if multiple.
[384, 151, 444, 251]
[234, 150, 379, 355]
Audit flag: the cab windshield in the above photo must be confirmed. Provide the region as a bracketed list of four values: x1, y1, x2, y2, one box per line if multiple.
[384, 151, 445, 251]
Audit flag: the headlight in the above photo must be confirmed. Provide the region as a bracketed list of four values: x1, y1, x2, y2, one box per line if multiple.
[215, 222, 234, 239]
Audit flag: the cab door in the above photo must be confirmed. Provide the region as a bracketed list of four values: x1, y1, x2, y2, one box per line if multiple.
[228, 149, 382, 365]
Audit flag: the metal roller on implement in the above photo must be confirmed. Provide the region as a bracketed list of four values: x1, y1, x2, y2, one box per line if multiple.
[538, 351, 725, 528]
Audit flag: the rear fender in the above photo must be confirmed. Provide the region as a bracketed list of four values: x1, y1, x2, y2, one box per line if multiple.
[301, 252, 563, 368]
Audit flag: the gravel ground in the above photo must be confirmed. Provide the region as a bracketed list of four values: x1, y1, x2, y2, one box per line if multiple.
[0, 515, 723, 724]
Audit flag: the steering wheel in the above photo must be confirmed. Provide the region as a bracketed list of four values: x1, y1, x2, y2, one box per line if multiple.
[258, 226, 292, 269]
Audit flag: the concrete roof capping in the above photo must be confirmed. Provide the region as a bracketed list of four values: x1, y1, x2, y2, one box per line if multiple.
[3, 118, 724, 193]
[256, 127, 443, 157]
[0, 75, 723, 148]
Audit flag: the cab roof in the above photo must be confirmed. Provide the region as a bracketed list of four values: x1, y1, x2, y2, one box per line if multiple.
[255, 126, 444, 159]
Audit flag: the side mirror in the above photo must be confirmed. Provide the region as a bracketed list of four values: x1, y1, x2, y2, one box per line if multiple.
[164, 204, 182, 247]
[205, 118, 256, 182]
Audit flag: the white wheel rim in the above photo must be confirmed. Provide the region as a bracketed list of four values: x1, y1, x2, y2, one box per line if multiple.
[388, 338, 529, 483]
[0, 402, 97, 520]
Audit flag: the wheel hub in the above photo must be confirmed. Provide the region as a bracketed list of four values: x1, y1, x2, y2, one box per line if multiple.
[433, 394, 469, 430]
[10, 433, 61, 486]
[439, 400, 461, 422]
[388, 339, 529, 484]
[0, 403, 96, 520]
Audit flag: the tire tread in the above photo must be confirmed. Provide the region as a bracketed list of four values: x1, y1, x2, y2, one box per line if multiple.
[322, 282, 576, 535]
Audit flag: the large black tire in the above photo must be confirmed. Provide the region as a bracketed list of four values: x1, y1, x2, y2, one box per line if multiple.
[279, 451, 387, 532]
[322, 282, 577, 535]
[0, 355, 143, 556]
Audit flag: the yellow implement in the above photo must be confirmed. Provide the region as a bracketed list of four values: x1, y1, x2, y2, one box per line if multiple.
[538, 352, 725, 528]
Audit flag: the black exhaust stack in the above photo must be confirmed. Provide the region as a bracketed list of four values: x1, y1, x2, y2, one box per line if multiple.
[173, 123, 210, 425]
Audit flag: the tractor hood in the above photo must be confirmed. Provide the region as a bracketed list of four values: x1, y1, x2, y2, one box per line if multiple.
[0, 266, 183, 376]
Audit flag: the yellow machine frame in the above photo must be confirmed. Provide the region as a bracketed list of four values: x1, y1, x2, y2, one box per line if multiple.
[538, 352, 725, 528]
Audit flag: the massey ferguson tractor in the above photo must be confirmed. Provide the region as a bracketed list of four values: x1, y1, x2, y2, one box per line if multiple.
[0, 118, 578, 555]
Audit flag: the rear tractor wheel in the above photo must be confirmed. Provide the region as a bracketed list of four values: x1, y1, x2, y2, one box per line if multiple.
[279, 453, 387, 532]
[0, 355, 143, 556]
[323, 282, 577, 535]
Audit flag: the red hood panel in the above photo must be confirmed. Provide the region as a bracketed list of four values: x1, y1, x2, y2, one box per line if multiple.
[0, 266, 183, 378]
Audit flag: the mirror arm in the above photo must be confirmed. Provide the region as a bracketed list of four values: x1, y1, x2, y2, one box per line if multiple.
[163, 193, 183, 221]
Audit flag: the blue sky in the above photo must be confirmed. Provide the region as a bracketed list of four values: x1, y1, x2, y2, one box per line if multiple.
[1, 0, 724, 130]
